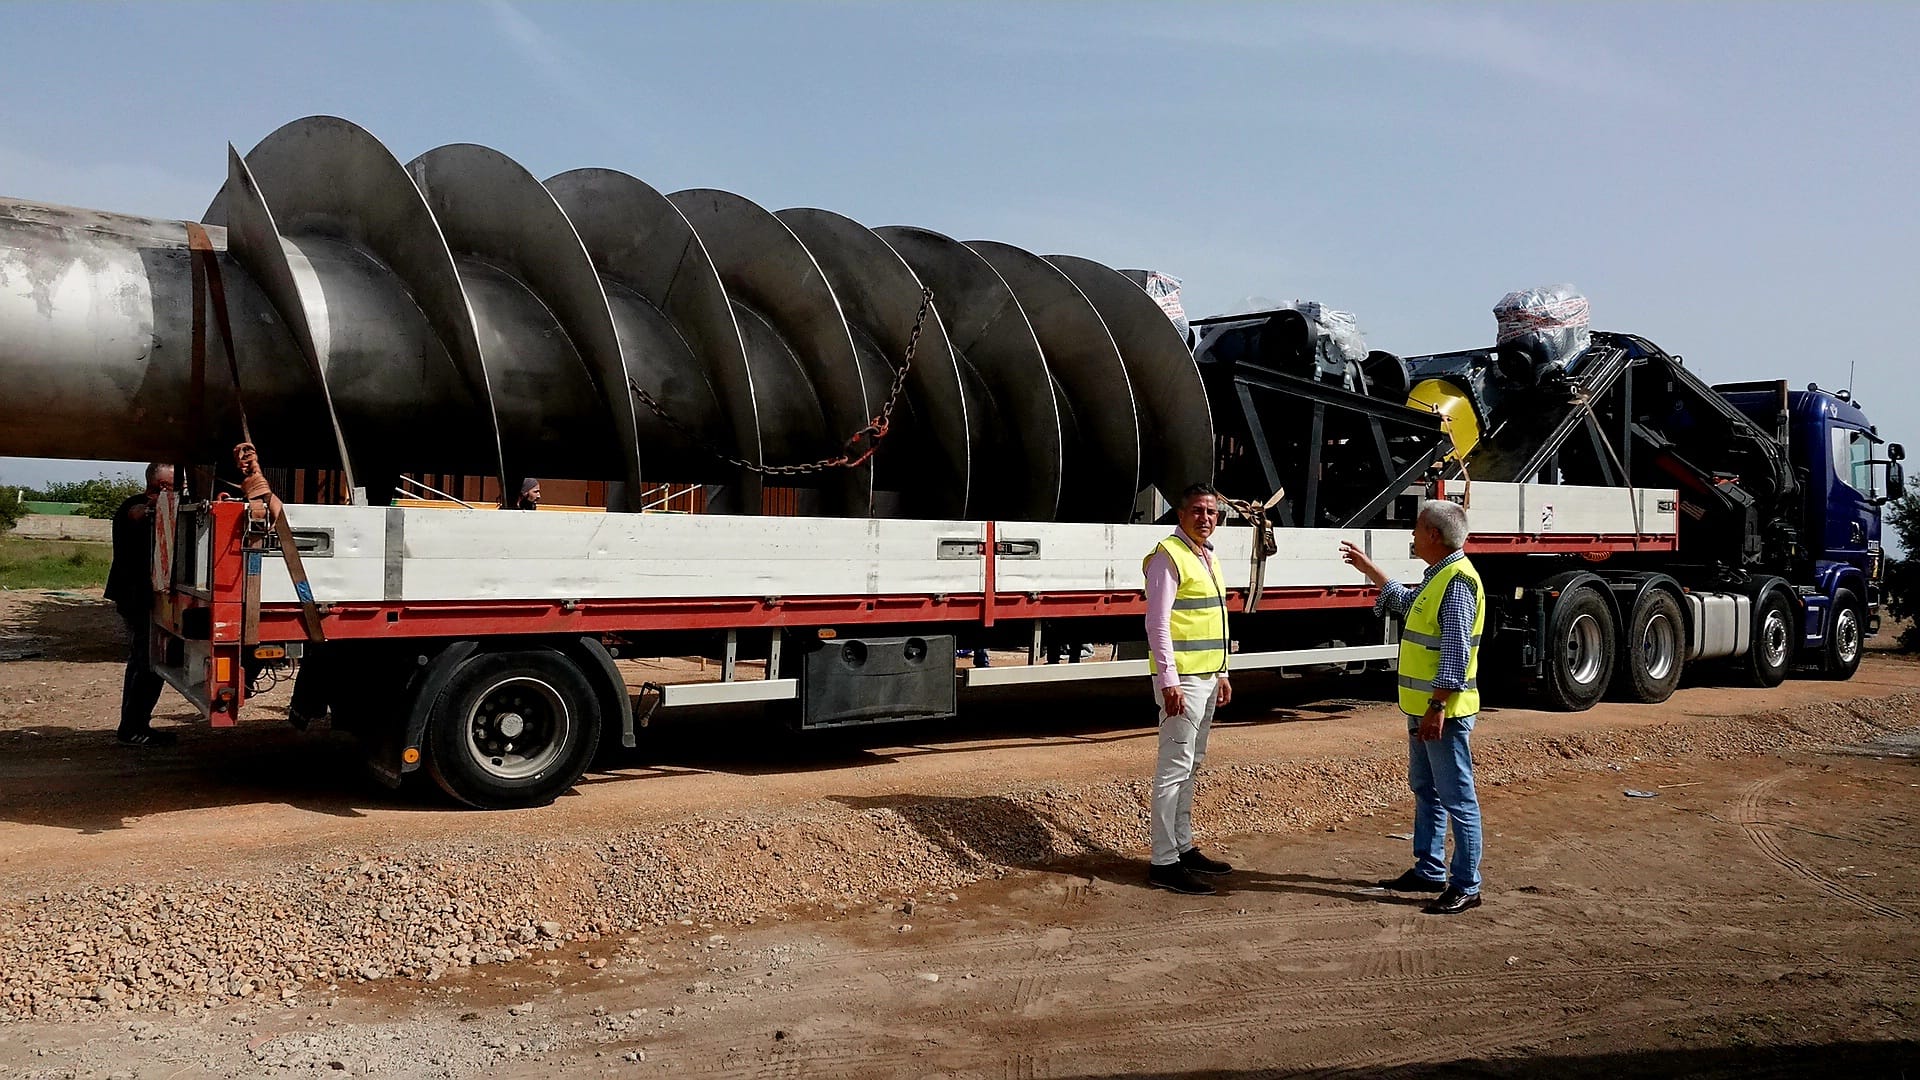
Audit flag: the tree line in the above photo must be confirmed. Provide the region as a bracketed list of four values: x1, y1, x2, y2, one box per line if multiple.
[0, 474, 145, 532]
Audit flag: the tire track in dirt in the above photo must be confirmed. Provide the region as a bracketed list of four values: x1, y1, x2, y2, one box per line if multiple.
[1042, 958, 1913, 1071]
[775, 904, 1359, 980]
[690, 1046, 918, 1080]
[1543, 829, 1634, 887]
[1734, 773, 1908, 920]
[1298, 1000, 1730, 1075]
[1356, 911, 1435, 981]
[777, 892, 1724, 1006]
[1010, 927, 1072, 1016]
[710, 962, 1902, 1080]
[1026, 957, 1912, 1047]
[936, 896, 1736, 999]
[1002, 1051, 1043, 1080]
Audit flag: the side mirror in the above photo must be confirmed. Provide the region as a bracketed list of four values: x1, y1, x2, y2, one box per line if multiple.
[1889, 442, 1905, 462]
[1889, 460, 1907, 502]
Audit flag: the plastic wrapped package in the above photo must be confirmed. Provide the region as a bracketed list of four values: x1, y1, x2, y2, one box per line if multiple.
[1492, 285, 1590, 388]
[1124, 269, 1192, 348]
[1291, 300, 1367, 390]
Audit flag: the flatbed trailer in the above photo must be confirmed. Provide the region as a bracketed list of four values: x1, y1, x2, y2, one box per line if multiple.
[147, 478, 1676, 808]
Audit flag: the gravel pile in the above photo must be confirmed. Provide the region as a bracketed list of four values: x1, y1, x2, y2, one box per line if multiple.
[4, 688, 1915, 1023]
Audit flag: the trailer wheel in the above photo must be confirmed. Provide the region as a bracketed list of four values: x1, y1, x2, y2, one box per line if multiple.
[425, 650, 602, 810]
[1615, 589, 1685, 703]
[1743, 589, 1795, 688]
[1540, 587, 1615, 712]
[1819, 589, 1864, 680]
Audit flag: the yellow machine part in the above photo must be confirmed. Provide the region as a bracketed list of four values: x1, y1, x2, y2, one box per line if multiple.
[1407, 379, 1482, 462]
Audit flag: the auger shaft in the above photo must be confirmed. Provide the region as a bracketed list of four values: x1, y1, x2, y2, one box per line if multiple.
[0, 116, 1215, 521]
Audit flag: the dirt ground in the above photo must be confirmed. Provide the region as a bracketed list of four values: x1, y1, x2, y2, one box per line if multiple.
[0, 588, 1917, 1078]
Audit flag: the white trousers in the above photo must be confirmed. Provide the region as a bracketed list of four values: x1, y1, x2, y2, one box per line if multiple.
[1150, 674, 1219, 866]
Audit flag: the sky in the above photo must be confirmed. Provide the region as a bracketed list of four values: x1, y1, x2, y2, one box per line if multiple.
[2, 1, 1916, 491]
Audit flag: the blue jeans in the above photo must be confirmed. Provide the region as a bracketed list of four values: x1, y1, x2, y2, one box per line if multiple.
[1407, 717, 1482, 894]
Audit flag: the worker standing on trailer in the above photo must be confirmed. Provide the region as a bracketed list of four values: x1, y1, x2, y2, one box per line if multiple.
[1339, 500, 1484, 915]
[106, 463, 177, 747]
[1143, 483, 1234, 895]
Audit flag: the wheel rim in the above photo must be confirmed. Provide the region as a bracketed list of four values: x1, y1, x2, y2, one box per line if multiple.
[1640, 611, 1677, 682]
[1761, 608, 1791, 668]
[464, 676, 571, 781]
[1566, 612, 1604, 685]
[1834, 607, 1861, 665]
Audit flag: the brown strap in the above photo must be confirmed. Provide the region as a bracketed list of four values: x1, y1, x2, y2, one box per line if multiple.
[183, 223, 252, 446]
[185, 222, 327, 644]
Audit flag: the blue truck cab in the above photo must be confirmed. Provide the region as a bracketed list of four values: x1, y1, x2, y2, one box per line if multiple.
[1722, 383, 1905, 656]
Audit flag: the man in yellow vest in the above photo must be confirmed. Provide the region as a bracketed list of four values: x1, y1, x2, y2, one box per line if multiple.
[1143, 483, 1234, 895]
[1339, 499, 1485, 915]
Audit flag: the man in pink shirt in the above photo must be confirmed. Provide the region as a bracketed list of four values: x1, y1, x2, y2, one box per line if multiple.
[1143, 484, 1234, 895]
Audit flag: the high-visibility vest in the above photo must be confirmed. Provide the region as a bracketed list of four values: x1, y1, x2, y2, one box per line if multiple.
[1143, 534, 1228, 677]
[1397, 556, 1484, 718]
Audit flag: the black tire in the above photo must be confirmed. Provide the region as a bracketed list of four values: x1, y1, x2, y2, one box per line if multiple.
[424, 649, 602, 810]
[1615, 588, 1686, 704]
[1743, 588, 1795, 688]
[1819, 589, 1865, 680]
[1540, 587, 1616, 712]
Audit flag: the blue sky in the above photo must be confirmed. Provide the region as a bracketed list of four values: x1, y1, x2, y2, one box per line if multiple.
[3, 1, 1916, 489]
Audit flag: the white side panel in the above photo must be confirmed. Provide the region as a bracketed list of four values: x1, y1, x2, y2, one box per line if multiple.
[259, 505, 388, 605]
[993, 524, 1420, 595]
[1461, 482, 1678, 537]
[402, 513, 988, 602]
[1268, 529, 1423, 590]
[1640, 488, 1680, 536]
[261, 510, 1425, 605]
[1461, 483, 1524, 536]
[265, 509, 988, 603]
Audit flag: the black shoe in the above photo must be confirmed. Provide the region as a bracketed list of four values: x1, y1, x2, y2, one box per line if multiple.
[1147, 863, 1217, 896]
[1424, 888, 1482, 915]
[116, 729, 177, 747]
[1378, 869, 1447, 892]
[1179, 848, 1234, 875]
[287, 704, 326, 731]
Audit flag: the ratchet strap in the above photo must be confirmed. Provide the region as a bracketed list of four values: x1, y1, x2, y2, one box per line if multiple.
[185, 222, 327, 644]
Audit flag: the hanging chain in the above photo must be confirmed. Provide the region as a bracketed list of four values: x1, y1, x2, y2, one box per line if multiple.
[628, 287, 933, 476]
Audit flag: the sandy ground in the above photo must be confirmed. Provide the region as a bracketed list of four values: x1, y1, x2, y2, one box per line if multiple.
[0, 588, 1917, 1077]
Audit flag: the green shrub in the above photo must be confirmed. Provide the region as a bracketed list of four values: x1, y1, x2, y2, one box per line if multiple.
[71, 474, 145, 519]
[0, 487, 22, 533]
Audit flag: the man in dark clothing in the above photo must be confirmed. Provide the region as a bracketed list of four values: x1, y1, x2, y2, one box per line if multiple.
[515, 478, 541, 511]
[105, 463, 176, 746]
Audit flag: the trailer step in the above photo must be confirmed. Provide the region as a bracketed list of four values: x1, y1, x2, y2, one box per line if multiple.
[650, 678, 800, 707]
[961, 644, 1399, 687]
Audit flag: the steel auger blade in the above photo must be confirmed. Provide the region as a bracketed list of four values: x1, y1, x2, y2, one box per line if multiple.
[214, 115, 508, 491]
[407, 144, 639, 504]
[220, 146, 360, 491]
[547, 169, 764, 496]
[875, 226, 1063, 523]
[670, 189, 875, 515]
[1046, 255, 1216, 504]
[779, 208, 972, 519]
[968, 241, 1141, 523]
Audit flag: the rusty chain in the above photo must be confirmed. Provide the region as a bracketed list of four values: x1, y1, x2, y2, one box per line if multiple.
[628, 287, 933, 476]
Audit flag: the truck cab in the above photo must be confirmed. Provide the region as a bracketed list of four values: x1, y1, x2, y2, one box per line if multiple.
[1721, 383, 1904, 642]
